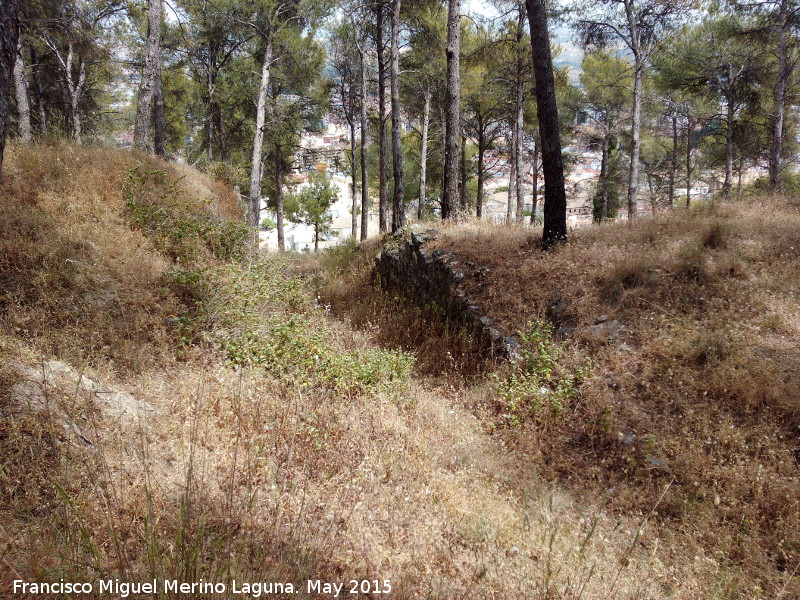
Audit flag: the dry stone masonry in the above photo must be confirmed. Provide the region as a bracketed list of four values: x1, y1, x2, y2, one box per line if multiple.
[374, 230, 520, 361]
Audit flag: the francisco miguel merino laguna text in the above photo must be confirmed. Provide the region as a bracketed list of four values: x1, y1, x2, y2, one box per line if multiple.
[13, 578, 392, 597]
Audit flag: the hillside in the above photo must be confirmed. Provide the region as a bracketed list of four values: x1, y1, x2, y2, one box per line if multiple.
[0, 143, 704, 600]
[320, 200, 800, 598]
[1, 144, 797, 598]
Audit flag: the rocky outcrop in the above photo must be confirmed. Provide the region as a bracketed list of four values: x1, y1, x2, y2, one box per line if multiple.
[374, 231, 520, 360]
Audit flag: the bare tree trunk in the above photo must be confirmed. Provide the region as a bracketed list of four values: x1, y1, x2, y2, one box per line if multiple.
[626, 59, 643, 219]
[600, 125, 610, 221]
[13, 38, 31, 144]
[768, 0, 787, 192]
[0, 0, 20, 178]
[30, 47, 46, 135]
[154, 60, 166, 156]
[506, 128, 516, 223]
[525, 0, 567, 247]
[276, 149, 285, 251]
[442, 0, 461, 220]
[248, 40, 273, 230]
[514, 4, 525, 224]
[669, 111, 677, 206]
[723, 96, 734, 198]
[476, 125, 485, 218]
[459, 135, 467, 213]
[529, 135, 539, 224]
[390, 0, 405, 232]
[134, 0, 162, 152]
[685, 114, 692, 207]
[376, 1, 388, 232]
[418, 88, 430, 220]
[69, 51, 85, 144]
[359, 47, 369, 240]
[350, 108, 358, 238]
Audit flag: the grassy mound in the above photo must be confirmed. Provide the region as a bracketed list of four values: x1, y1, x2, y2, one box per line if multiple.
[2, 144, 681, 600]
[321, 200, 800, 597]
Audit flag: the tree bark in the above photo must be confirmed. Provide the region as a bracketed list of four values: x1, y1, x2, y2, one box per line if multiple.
[525, 0, 567, 247]
[13, 37, 31, 145]
[514, 4, 525, 224]
[723, 95, 734, 198]
[0, 0, 20, 178]
[418, 87, 430, 220]
[30, 47, 46, 135]
[768, 0, 787, 192]
[529, 135, 539, 224]
[390, 0, 405, 232]
[248, 40, 273, 230]
[133, 0, 162, 152]
[506, 128, 516, 223]
[359, 46, 369, 240]
[476, 125, 485, 218]
[349, 99, 358, 238]
[442, 0, 461, 220]
[276, 148, 285, 251]
[685, 114, 692, 207]
[376, 1, 388, 232]
[154, 59, 166, 156]
[669, 111, 677, 206]
[599, 125, 610, 221]
[460, 135, 468, 212]
[626, 59, 643, 219]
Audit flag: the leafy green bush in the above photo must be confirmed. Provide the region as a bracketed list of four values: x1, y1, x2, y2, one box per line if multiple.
[123, 166, 248, 264]
[203, 257, 414, 395]
[492, 321, 590, 426]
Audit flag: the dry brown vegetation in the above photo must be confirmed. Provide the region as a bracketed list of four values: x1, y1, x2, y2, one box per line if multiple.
[322, 203, 800, 598]
[1, 144, 684, 600]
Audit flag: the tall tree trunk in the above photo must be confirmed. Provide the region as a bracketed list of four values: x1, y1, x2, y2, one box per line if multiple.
[685, 114, 692, 207]
[529, 135, 539, 224]
[0, 0, 19, 178]
[276, 149, 285, 251]
[626, 59, 643, 219]
[248, 40, 273, 230]
[154, 59, 166, 156]
[525, 0, 567, 247]
[359, 46, 369, 241]
[418, 88, 430, 220]
[30, 47, 46, 135]
[514, 4, 525, 224]
[205, 44, 217, 162]
[506, 127, 516, 223]
[350, 108, 358, 238]
[376, 1, 388, 232]
[599, 125, 610, 221]
[669, 111, 677, 206]
[723, 96, 734, 198]
[390, 0, 405, 232]
[70, 54, 85, 144]
[13, 38, 31, 144]
[134, 0, 162, 152]
[459, 135, 467, 212]
[768, 0, 787, 192]
[442, 0, 461, 220]
[476, 125, 485, 218]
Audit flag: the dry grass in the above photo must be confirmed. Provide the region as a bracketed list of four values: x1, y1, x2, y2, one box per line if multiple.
[0, 143, 693, 599]
[0, 142, 241, 373]
[366, 201, 800, 597]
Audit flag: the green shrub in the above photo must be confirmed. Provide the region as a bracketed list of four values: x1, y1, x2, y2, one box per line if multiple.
[123, 166, 248, 264]
[492, 321, 590, 426]
[203, 257, 414, 395]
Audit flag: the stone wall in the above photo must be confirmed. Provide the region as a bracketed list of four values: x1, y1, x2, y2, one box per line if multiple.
[374, 231, 520, 361]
